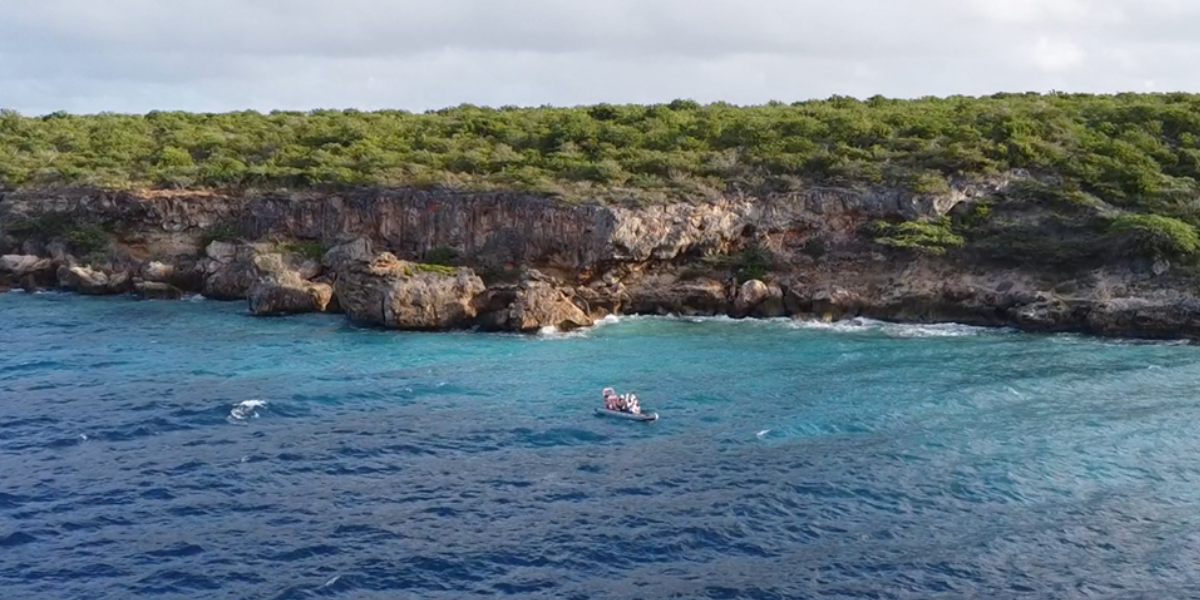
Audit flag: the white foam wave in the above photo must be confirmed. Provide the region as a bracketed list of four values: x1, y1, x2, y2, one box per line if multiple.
[532, 312, 1006, 339]
[184, 294, 207, 302]
[790, 316, 1001, 338]
[535, 324, 590, 340]
[229, 399, 267, 421]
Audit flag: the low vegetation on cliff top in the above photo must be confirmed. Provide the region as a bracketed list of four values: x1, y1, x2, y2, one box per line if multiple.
[3, 92, 1200, 214]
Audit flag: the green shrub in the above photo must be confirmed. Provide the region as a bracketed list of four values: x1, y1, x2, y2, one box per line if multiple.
[412, 263, 458, 276]
[4, 212, 78, 239]
[63, 223, 110, 255]
[1, 93, 1199, 211]
[736, 243, 772, 281]
[1107, 213, 1199, 259]
[954, 199, 993, 229]
[870, 217, 965, 255]
[424, 246, 456, 266]
[902, 169, 953, 195]
[279, 240, 326, 261]
[3, 213, 110, 255]
[1006, 180, 1103, 211]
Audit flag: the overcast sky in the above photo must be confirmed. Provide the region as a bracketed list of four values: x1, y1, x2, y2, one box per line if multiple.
[1, 0, 1197, 115]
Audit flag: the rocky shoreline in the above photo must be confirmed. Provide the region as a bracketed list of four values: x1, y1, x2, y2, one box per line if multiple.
[3, 184, 1200, 341]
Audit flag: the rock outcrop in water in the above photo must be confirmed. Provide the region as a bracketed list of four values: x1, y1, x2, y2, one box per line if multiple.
[0, 254, 56, 292]
[3, 182, 1200, 341]
[478, 271, 595, 333]
[247, 277, 334, 317]
[331, 245, 486, 330]
[57, 264, 131, 295]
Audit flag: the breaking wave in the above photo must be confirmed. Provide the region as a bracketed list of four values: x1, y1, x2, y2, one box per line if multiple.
[789, 316, 1006, 337]
[228, 399, 267, 421]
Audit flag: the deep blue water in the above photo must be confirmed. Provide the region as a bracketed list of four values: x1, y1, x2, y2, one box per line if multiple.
[4, 292, 1200, 599]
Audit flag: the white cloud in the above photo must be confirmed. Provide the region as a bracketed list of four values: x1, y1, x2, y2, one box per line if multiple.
[0, 0, 1197, 114]
[1028, 38, 1087, 72]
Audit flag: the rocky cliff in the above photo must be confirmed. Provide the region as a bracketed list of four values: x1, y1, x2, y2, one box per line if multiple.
[3, 181, 1199, 340]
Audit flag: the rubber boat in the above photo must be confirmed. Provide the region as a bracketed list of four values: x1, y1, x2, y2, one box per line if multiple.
[594, 407, 659, 422]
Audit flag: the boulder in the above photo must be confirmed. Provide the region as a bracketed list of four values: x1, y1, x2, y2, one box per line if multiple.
[575, 281, 623, 319]
[312, 275, 343, 314]
[206, 241, 238, 264]
[134, 281, 184, 301]
[732, 279, 786, 318]
[334, 252, 486, 330]
[810, 286, 868, 321]
[504, 280, 594, 333]
[56, 264, 129, 295]
[203, 244, 321, 300]
[248, 278, 334, 316]
[1, 254, 52, 276]
[141, 260, 175, 282]
[1, 254, 56, 291]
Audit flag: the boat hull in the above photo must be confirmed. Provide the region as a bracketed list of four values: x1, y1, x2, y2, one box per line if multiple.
[595, 408, 658, 422]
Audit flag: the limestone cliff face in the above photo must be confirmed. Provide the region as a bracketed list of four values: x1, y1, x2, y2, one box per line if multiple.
[0, 181, 1004, 272]
[4, 178, 1199, 341]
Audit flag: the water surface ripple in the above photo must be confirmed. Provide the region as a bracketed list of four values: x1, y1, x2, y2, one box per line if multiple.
[3, 293, 1200, 599]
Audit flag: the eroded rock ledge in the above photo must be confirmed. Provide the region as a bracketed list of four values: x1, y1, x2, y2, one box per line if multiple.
[3, 184, 1199, 340]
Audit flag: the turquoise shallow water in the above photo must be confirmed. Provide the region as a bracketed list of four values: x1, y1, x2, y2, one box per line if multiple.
[3, 292, 1200, 599]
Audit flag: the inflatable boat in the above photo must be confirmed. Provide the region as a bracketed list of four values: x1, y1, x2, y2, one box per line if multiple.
[594, 407, 658, 422]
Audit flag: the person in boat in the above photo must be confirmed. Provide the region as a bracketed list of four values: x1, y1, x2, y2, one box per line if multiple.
[602, 387, 619, 411]
[603, 387, 642, 414]
[626, 394, 642, 415]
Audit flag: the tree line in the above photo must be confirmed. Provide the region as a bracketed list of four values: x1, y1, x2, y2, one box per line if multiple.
[0, 93, 1196, 210]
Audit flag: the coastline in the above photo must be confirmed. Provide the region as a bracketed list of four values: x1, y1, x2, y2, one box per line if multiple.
[4, 283, 1195, 346]
[4, 185, 1200, 343]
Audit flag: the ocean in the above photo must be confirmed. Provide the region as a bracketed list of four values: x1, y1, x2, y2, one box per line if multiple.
[3, 292, 1200, 599]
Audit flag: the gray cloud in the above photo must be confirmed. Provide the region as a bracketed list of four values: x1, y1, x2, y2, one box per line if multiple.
[0, 0, 1197, 114]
